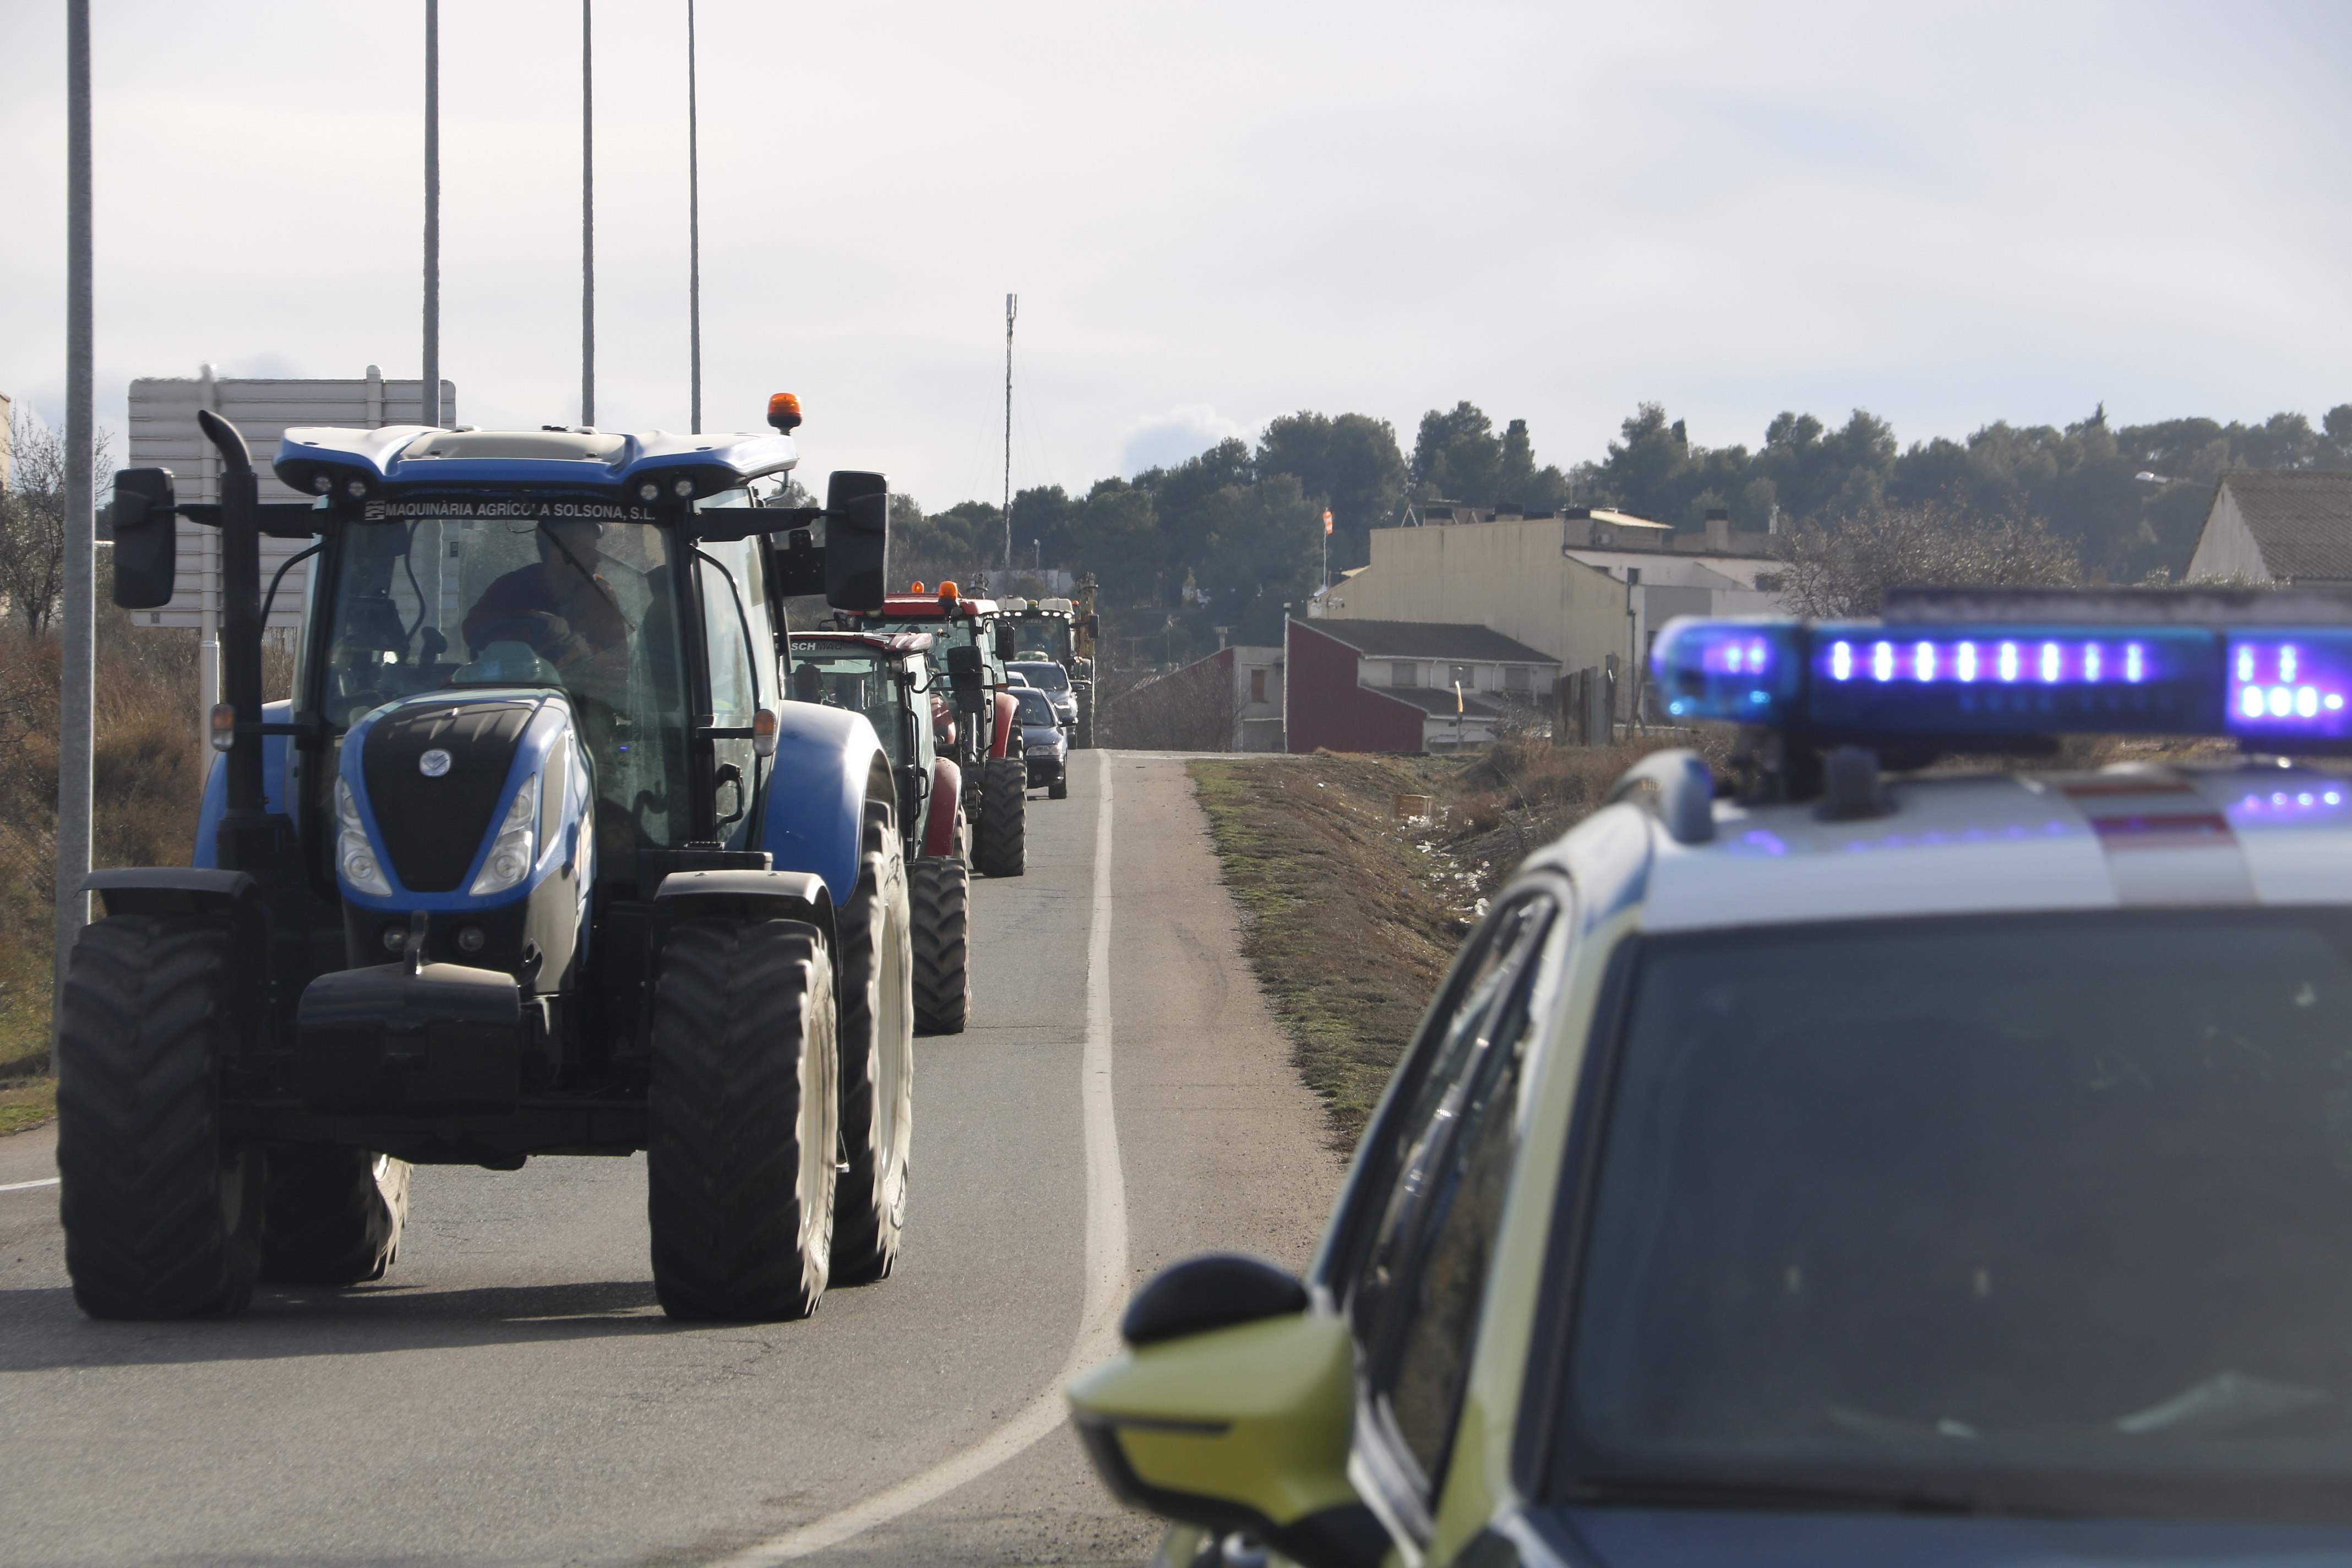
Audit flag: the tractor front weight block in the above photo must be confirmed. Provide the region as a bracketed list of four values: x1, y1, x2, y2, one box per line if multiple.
[297, 961, 524, 1111]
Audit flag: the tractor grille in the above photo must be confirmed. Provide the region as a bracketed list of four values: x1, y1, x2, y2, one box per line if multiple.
[361, 699, 536, 892]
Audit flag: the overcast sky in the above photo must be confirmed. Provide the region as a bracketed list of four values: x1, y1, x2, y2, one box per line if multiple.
[4, 1, 2349, 507]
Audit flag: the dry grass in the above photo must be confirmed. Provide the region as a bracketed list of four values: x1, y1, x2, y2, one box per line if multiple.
[0, 617, 209, 1096]
[1189, 753, 1481, 1145]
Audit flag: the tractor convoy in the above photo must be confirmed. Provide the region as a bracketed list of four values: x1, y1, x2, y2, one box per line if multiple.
[837, 585, 1035, 876]
[64, 397, 919, 1325]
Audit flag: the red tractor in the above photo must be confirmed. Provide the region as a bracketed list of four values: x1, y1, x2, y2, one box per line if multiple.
[842, 582, 1028, 879]
[788, 630, 971, 1033]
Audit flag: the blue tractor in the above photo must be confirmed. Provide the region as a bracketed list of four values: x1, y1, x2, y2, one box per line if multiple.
[62, 399, 914, 1323]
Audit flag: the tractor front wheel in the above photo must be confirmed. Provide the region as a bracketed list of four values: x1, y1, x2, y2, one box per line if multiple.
[833, 807, 915, 1285]
[647, 919, 839, 1321]
[910, 856, 972, 1036]
[975, 758, 1028, 878]
[55, 916, 264, 1320]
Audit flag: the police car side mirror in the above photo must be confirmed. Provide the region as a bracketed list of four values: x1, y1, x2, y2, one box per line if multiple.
[823, 470, 889, 614]
[111, 467, 179, 610]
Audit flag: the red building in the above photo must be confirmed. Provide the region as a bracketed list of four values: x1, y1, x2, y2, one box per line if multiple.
[1285, 618, 1558, 753]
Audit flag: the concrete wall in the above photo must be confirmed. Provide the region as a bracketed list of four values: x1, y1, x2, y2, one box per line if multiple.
[2185, 484, 2271, 582]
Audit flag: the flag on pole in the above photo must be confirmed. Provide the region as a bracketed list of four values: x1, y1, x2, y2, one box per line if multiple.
[1322, 509, 1333, 536]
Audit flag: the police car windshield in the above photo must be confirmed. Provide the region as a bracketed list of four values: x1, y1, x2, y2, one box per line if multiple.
[1565, 908, 2352, 1520]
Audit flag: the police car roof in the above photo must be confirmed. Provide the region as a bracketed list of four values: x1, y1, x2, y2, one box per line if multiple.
[793, 630, 934, 656]
[1543, 760, 2352, 937]
[274, 424, 797, 492]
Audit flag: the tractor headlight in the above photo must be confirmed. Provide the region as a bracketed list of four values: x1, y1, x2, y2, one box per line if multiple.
[469, 774, 541, 897]
[335, 777, 393, 897]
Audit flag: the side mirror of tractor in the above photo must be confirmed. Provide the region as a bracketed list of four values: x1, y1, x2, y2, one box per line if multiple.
[993, 622, 1018, 662]
[823, 470, 890, 613]
[111, 467, 179, 609]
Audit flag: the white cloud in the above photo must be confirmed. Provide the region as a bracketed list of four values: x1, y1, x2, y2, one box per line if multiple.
[1119, 405, 1251, 477]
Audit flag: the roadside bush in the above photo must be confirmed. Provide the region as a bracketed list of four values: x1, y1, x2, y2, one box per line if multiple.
[0, 619, 203, 1077]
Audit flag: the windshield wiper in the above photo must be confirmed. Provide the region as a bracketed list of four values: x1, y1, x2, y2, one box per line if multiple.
[1567, 1472, 2072, 1518]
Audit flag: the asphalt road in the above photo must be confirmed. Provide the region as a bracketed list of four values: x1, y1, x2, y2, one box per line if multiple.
[0, 750, 1343, 1567]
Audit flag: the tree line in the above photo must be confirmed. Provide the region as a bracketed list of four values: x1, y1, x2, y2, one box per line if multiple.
[889, 395, 2352, 667]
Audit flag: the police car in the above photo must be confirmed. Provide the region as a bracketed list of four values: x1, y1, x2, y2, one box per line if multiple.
[1071, 594, 2352, 1566]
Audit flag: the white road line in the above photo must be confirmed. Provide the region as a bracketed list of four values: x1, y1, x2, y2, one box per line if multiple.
[714, 756, 1129, 1566]
[0, 1177, 60, 1194]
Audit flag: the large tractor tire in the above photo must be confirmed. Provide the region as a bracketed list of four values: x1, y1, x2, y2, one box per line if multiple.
[259, 1147, 410, 1286]
[833, 806, 916, 1286]
[910, 856, 972, 1036]
[647, 918, 840, 1321]
[55, 916, 264, 1320]
[975, 757, 1028, 878]
[1075, 685, 1096, 749]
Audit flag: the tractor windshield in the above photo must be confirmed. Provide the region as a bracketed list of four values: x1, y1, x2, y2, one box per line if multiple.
[788, 649, 911, 764]
[1009, 617, 1073, 663]
[318, 514, 694, 852]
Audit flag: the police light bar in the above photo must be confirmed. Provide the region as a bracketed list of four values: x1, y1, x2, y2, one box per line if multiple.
[1652, 616, 2352, 746]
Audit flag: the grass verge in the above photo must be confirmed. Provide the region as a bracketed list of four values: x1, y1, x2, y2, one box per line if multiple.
[1189, 754, 1473, 1146]
[0, 1076, 56, 1136]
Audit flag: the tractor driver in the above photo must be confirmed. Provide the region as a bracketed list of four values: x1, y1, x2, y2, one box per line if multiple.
[462, 519, 629, 672]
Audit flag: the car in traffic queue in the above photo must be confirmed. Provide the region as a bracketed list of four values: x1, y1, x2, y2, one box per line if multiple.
[1071, 591, 2352, 1566]
[1014, 688, 1070, 800]
[1009, 658, 1080, 731]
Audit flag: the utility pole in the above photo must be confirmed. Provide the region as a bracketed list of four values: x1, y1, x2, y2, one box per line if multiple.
[422, 0, 440, 424]
[1003, 292, 1016, 576]
[685, 0, 701, 433]
[57, 0, 95, 1049]
[581, 0, 596, 427]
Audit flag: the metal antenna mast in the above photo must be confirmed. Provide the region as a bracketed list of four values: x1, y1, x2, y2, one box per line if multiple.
[581, 0, 596, 426]
[1003, 292, 1016, 576]
[686, 0, 702, 433]
[423, 0, 440, 425]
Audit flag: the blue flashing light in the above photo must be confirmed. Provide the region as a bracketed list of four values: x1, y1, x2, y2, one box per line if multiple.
[2224, 631, 2352, 743]
[1653, 619, 1807, 723]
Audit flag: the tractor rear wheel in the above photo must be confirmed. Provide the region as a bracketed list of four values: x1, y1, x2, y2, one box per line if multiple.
[975, 757, 1027, 878]
[647, 918, 839, 1321]
[834, 807, 915, 1285]
[1075, 685, 1096, 749]
[259, 1147, 410, 1286]
[910, 856, 971, 1036]
[55, 916, 263, 1320]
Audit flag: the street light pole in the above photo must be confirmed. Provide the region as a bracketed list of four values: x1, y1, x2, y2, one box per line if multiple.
[686, 0, 701, 433]
[581, 0, 596, 427]
[422, 0, 440, 425]
[56, 0, 95, 1051]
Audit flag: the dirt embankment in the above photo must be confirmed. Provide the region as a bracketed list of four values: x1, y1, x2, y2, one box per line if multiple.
[1187, 739, 1716, 1146]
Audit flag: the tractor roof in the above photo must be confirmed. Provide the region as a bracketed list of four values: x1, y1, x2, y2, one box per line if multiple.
[868, 593, 997, 619]
[273, 424, 797, 505]
[792, 630, 935, 656]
